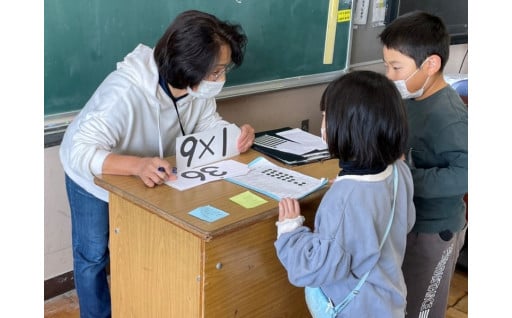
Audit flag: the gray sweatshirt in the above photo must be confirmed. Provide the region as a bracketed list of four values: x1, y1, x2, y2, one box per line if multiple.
[275, 160, 416, 317]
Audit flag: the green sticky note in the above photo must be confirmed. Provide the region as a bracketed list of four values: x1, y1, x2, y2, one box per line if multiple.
[230, 191, 268, 209]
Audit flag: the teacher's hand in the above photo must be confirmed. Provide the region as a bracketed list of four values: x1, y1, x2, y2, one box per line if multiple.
[137, 157, 177, 188]
[237, 124, 255, 153]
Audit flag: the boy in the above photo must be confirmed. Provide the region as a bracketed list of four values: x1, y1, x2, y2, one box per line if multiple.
[379, 11, 468, 318]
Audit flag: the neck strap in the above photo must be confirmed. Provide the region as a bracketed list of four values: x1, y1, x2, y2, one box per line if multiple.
[158, 75, 186, 136]
[330, 164, 398, 313]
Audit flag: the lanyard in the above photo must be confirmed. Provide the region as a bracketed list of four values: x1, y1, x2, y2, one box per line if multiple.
[158, 75, 186, 136]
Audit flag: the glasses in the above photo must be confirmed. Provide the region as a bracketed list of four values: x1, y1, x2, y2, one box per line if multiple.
[207, 63, 235, 81]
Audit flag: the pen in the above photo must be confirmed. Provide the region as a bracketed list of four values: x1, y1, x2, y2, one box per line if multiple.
[158, 167, 177, 174]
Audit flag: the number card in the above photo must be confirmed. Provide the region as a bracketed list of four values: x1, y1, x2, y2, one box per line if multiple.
[166, 159, 249, 191]
[175, 124, 241, 173]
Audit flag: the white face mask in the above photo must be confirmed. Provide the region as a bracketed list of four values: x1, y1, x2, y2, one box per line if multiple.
[187, 80, 225, 99]
[393, 60, 429, 99]
[320, 112, 327, 145]
[320, 127, 327, 145]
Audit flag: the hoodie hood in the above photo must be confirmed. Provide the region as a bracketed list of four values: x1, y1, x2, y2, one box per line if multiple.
[115, 44, 161, 101]
[60, 43, 229, 202]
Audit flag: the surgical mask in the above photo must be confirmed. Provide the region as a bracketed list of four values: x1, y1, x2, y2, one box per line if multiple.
[320, 127, 327, 145]
[187, 80, 225, 99]
[393, 61, 430, 99]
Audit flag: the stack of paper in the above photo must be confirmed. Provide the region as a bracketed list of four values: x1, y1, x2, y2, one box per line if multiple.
[252, 127, 331, 165]
[276, 128, 327, 152]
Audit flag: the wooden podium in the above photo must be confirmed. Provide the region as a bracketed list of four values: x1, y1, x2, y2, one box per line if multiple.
[95, 150, 338, 317]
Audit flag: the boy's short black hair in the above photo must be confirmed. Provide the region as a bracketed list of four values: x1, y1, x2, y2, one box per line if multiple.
[154, 10, 247, 89]
[379, 11, 450, 71]
[320, 70, 408, 169]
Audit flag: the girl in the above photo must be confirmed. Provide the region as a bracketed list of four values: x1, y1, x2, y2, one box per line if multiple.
[274, 70, 416, 317]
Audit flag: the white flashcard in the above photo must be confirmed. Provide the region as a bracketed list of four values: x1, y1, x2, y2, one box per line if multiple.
[166, 159, 249, 191]
[175, 124, 241, 172]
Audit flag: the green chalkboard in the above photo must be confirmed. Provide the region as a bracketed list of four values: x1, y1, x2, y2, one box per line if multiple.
[44, 0, 353, 117]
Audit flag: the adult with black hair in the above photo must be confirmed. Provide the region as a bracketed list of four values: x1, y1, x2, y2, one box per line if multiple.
[59, 10, 254, 317]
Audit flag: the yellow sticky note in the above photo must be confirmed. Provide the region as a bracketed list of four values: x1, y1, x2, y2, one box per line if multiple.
[230, 191, 268, 209]
[337, 9, 351, 22]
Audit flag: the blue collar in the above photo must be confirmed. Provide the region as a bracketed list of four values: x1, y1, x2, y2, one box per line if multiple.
[338, 160, 386, 176]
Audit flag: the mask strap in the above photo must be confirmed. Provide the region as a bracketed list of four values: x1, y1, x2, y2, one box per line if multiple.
[405, 58, 430, 82]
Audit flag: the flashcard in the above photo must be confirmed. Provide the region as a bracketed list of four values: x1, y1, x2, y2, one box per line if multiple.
[175, 124, 240, 172]
[166, 159, 249, 191]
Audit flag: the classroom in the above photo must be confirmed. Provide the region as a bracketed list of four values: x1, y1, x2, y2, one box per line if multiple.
[42, 0, 470, 317]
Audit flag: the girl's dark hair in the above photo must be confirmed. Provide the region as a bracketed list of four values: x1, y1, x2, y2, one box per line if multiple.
[379, 10, 450, 71]
[320, 70, 408, 169]
[154, 10, 247, 89]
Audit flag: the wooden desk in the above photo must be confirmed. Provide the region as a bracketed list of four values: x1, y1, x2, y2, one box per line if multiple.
[95, 150, 338, 317]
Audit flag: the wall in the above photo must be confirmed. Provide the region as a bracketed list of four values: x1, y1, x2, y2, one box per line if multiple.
[44, 34, 468, 288]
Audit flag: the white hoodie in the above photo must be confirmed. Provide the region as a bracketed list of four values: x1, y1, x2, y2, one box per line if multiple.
[59, 44, 230, 201]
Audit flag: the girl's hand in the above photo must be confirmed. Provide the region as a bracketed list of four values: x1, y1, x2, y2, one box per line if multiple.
[276, 197, 305, 238]
[278, 197, 301, 221]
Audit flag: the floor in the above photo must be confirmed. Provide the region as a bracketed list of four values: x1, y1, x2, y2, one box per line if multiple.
[44, 267, 468, 317]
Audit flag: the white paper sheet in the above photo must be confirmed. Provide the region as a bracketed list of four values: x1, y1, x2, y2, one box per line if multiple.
[254, 134, 316, 155]
[277, 128, 327, 151]
[166, 159, 249, 191]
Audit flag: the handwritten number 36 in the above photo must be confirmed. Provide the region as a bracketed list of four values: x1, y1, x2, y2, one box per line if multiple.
[181, 166, 227, 181]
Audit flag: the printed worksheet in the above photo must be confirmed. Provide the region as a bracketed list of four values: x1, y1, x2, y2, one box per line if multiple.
[226, 157, 328, 201]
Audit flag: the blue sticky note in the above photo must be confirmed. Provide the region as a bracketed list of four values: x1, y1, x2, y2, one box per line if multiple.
[188, 205, 229, 223]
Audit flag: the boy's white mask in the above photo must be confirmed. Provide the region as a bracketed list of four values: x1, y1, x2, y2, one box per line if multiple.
[393, 60, 430, 99]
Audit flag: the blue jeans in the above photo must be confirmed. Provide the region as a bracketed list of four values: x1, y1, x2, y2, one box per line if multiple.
[65, 174, 111, 318]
